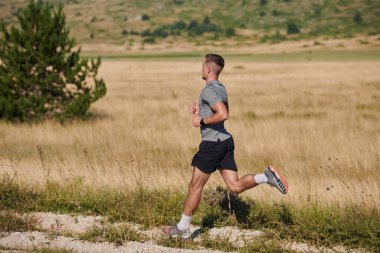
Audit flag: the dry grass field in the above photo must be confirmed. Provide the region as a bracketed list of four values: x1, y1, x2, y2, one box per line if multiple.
[1, 57, 379, 208]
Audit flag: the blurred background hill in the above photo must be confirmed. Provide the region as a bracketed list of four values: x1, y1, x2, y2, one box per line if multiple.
[1, 0, 380, 53]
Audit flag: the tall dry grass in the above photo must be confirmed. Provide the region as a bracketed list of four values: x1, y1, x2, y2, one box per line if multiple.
[1, 59, 379, 207]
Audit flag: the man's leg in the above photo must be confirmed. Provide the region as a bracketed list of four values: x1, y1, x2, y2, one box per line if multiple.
[183, 166, 211, 216]
[163, 167, 210, 237]
[220, 169, 258, 194]
[220, 167, 288, 194]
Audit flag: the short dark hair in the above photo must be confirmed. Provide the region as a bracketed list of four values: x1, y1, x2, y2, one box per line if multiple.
[205, 54, 224, 74]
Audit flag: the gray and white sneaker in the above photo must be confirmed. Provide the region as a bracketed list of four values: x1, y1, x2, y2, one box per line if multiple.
[264, 166, 288, 194]
[162, 225, 191, 239]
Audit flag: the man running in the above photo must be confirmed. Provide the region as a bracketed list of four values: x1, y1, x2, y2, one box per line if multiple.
[163, 54, 288, 238]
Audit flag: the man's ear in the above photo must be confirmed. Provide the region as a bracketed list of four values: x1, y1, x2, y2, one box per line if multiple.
[206, 65, 211, 73]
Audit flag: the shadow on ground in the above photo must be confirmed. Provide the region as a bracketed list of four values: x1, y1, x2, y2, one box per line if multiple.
[201, 187, 251, 230]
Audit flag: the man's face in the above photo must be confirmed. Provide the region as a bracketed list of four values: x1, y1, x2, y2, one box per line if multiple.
[201, 61, 208, 80]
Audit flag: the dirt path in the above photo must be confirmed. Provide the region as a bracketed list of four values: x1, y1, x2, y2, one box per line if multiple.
[0, 212, 360, 253]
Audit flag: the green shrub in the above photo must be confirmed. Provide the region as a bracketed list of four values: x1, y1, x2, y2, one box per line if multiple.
[354, 11, 363, 24]
[173, 0, 185, 4]
[152, 27, 169, 38]
[0, 0, 106, 122]
[129, 30, 139, 35]
[287, 22, 300, 34]
[141, 29, 152, 37]
[143, 37, 156, 44]
[187, 17, 222, 36]
[272, 9, 280, 16]
[226, 27, 236, 37]
[142, 14, 150, 21]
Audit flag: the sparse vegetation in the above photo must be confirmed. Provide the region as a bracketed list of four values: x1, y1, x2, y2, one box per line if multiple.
[0, 212, 37, 232]
[0, 177, 379, 250]
[1, 0, 379, 44]
[81, 224, 145, 245]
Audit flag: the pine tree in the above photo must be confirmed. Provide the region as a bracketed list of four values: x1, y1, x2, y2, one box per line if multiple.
[0, 0, 106, 122]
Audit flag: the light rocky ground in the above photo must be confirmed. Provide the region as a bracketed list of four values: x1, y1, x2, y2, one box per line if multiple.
[0, 212, 364, 253]
[0, 231, 225, 253]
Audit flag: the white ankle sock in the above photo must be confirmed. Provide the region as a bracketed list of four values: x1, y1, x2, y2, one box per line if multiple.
[254, 173, 268, 184]
[177, 213, 192, 230]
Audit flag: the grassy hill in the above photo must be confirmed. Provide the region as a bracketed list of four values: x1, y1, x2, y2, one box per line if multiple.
[0, 0, 379, 46]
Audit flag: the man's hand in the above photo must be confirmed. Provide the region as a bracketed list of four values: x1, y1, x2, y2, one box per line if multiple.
[189, 102, 199, 116]
[192, 115, 201, 127]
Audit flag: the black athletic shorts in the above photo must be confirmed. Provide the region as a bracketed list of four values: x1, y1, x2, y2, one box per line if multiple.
[191, 137, 238, 174]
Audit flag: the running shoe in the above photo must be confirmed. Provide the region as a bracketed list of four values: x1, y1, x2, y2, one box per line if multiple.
[162, 225, 191, 239]
[264, 166, 288, 194]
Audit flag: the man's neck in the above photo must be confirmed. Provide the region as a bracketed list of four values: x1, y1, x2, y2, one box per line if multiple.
[205, 76, 218, 85]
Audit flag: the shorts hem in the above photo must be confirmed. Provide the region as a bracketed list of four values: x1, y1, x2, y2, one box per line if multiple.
[218, 167, 238, 172]
[191, 163, 216, 174]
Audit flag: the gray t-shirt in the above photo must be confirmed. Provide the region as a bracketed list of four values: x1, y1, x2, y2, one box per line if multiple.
[199, 80, 232, 142]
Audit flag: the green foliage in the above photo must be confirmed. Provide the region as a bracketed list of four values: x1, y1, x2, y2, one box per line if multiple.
[0, 0, 106, 122]
[226, 27, 236, 37]
[130, 30, 139, 35]
[0, 174, 37, 209]
[142, 14, 150, 21]
[260, 0, 268, 6]
[173, 0, 185, 4]
[143, 37, 156, 44]
[152, 27, 169, 38]
[354, 11, 363, 24]
[287, 22, 300, 34]
[187, 17, 222, 36]
[272, 9, 280, 16]
[152, 17, 224, 38]
[141, 29, 152, 37]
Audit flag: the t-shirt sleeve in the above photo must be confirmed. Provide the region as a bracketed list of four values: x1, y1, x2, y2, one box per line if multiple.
[201, 87, 222, 107]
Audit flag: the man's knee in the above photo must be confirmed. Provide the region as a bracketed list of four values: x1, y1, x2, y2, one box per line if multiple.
[228, 184, 242, 194]
[189, 180, 203, 192]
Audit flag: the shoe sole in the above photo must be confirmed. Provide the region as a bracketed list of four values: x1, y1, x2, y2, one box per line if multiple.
[267, 166, 288, 194]
[163, 226, 191, 239]
[171, 234, 191, 239]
